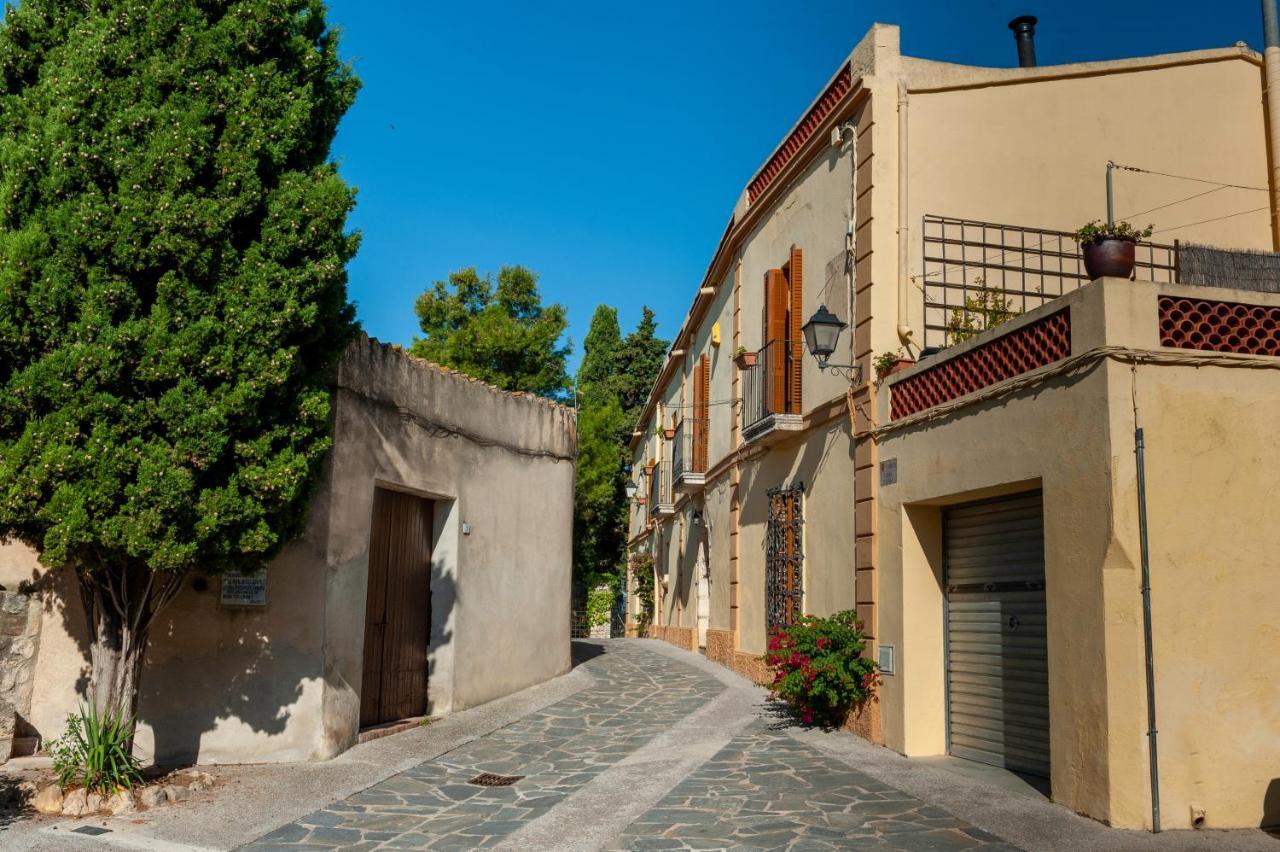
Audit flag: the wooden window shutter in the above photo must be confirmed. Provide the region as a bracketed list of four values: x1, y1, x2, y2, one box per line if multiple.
[694, 355, 710, 472]
[765, 269, 789, 414]
[788, 246, 803, 414]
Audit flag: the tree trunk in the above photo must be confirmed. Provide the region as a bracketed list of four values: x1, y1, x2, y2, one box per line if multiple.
[77, 565, 187, 729]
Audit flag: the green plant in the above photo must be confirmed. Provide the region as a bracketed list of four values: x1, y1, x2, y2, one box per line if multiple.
[873, 349, 904, 379]
[0, 0, 360, 724]
[585, 583, 617, 628]
[1074, 220, 1154, 247]
[50, 705, 143, 795]
[734, 345, 748, 357]
[946, 279, 1021, 344]
[630, 552, 656, 636]
[764, 610, 880, 728]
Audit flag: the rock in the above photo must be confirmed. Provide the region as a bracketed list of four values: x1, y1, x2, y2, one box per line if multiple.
[138, 785, 167, 808]
[162, 784, 189, 803]
[84, 791, 104, 813]
[107, 790, 135, 815]
[60, 787, 87, 817]
[32, 784, 63, 815]
[181, 769, 214, 786]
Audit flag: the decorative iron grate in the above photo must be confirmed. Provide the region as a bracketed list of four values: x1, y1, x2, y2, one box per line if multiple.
[468, 773, 524, 787]
[766, 483, 804, 632]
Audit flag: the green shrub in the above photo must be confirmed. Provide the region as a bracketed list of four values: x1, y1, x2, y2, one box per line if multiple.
[586, 584, 617, 628]
[764, 610, 879, 728]
[946, 278, 1020, 345]
[50, 705, 143, 794]
[630, 553, 656, 635]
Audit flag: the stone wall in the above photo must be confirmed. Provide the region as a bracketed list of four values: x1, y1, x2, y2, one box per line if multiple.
[0, 590, 41, 762]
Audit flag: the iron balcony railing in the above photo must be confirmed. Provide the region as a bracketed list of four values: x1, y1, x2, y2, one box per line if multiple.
[672, 417, 709, 485]
[647, 460, 672, 517]
[742, 340, 798, 432]
[920, 215, 1178, 349]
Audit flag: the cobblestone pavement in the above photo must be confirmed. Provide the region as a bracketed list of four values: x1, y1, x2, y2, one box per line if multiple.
[242, 641, 1020, 851]
[613, 725, 1019, 851]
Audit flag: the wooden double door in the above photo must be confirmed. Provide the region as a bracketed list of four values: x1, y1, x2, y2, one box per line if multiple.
[360, 487, 433, 728]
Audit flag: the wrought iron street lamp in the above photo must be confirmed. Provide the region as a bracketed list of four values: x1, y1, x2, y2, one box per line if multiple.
[624, 479, 639, 500]
[801, 304, 860, 382]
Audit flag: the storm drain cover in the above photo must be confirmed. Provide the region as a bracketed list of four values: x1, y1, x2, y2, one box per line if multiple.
[468, 772, 523, 787]
[72, 826, 113, 836]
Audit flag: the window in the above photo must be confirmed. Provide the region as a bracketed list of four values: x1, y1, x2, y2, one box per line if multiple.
[766, 482, 804, 631]
[761, 246, 804, 416]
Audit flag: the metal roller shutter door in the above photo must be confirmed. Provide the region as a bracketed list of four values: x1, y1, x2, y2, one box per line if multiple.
[945, 491, 1050, 778]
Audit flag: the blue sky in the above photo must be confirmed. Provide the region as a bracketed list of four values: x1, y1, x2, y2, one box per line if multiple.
[327, 0, 1266, 374]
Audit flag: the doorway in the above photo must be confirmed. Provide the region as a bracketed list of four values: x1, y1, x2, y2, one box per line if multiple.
[695, 539, 709, 648]
[360, 487, 434, 728]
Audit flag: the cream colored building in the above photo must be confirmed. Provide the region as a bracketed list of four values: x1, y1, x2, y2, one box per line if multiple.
[626, 22, 1278, 831]
[2, 336, 575, 766]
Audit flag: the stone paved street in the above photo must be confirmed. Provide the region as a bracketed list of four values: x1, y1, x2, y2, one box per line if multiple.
[242, 641, 1018, 851]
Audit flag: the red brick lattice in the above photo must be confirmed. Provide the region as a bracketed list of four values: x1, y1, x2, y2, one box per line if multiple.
[747, 64, 853, 204]
[1158, 296, 1280, 356]
[891, 310, 1072, 420]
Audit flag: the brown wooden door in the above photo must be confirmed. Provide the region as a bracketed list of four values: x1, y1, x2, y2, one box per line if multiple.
[360, 487, 433, 727]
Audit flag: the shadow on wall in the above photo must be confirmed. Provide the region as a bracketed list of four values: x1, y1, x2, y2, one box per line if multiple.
[1264, 778, 1280, 830]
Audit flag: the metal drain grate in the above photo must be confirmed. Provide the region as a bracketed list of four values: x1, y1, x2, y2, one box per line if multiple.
[468, 772, 523, 787]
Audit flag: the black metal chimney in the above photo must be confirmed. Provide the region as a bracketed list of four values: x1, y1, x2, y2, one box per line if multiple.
[1008, 15, 1038, 67]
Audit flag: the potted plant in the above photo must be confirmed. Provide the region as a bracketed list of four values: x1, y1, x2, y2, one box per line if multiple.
[733, 345, 758, 369]
[663, 423, 677, 441]
[874, 349, 913, 381]
[1075, 220, 1153, 280]
[644, 458, 656, 477]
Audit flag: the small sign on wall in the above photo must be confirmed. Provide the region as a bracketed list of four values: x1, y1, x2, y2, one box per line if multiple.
[220, 572, 267, 607]
[879, 458, 898, 487]
[877, 643, 895, 676]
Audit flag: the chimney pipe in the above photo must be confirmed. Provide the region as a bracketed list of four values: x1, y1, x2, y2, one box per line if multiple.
[1009, 16, 1038, 68]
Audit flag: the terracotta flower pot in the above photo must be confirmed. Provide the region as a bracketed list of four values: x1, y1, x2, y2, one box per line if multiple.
[1082, 237, 1137, 280]
[733, 351, 758, 369]
[886, 357, 915, 378]
[663, 428, 676, 440]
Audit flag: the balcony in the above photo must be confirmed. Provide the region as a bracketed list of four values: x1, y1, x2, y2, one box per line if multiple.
[648, 460, 674, 519]
[741, 340, 803, 444]
[672, 417, 708, 493]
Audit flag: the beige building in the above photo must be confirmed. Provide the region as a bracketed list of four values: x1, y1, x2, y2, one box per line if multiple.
[1, 335, 576, 765]
[626, 21, 1278, 831]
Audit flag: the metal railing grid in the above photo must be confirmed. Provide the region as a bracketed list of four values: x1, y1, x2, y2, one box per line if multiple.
[920, 215, 1178, 349]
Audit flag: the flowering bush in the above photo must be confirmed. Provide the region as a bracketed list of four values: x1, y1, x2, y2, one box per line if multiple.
[764, 610, 879, 727]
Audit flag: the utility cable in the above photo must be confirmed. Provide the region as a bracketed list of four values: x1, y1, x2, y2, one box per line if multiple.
[1109, 162, 1269, 193]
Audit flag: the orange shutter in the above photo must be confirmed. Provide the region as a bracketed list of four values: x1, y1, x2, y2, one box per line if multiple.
[788, 246, 804, 414]
[765, 269, 789, 414]
[694, 355, 710, 472]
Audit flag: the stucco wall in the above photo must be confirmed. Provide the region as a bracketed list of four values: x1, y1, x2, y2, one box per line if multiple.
[875, 280, 1280, 829]
[11, 335, 575, 765]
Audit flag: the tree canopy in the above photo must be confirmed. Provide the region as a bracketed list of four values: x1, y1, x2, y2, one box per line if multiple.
[572, 304, 666, 610]
[0, 0, 360, 718]
[410, 266, 571, 401]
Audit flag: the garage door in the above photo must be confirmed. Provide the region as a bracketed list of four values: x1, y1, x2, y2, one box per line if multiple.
[945, 491, 1049, 778]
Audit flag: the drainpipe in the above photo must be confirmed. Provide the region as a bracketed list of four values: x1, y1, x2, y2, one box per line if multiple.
[1264, 0, 1280, 249]
[896, 81, 916, 352]
[1135, 426, 1161, 833]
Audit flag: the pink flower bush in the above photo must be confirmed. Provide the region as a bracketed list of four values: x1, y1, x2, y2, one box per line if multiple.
[763, 610, 880, 728]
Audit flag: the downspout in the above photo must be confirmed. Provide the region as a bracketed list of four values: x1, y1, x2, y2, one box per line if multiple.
[1264, 0, 1280, 250]
[896, 81, 916, 353]
[1135, 421, 1161, 833]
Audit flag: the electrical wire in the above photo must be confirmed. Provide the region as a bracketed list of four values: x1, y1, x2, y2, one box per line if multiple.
[1151, 206, 1271, 236]
[1109, 163, 1269, 193]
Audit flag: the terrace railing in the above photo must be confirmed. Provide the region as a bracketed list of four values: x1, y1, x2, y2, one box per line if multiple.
[920, 215, 1178, 349]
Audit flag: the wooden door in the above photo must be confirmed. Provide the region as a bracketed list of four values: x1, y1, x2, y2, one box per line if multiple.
[360, 487, 433, 727]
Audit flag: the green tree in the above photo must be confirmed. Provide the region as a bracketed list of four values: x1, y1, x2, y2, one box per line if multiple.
[0, 0, 360, 723]
[616, 306, 668, 426]
[573, 307, 627, 592]
[411, 266, 571, 400]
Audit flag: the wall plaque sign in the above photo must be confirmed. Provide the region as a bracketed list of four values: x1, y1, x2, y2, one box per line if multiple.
[220, 572, 267, 607]
[879, 458, 898, 487]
